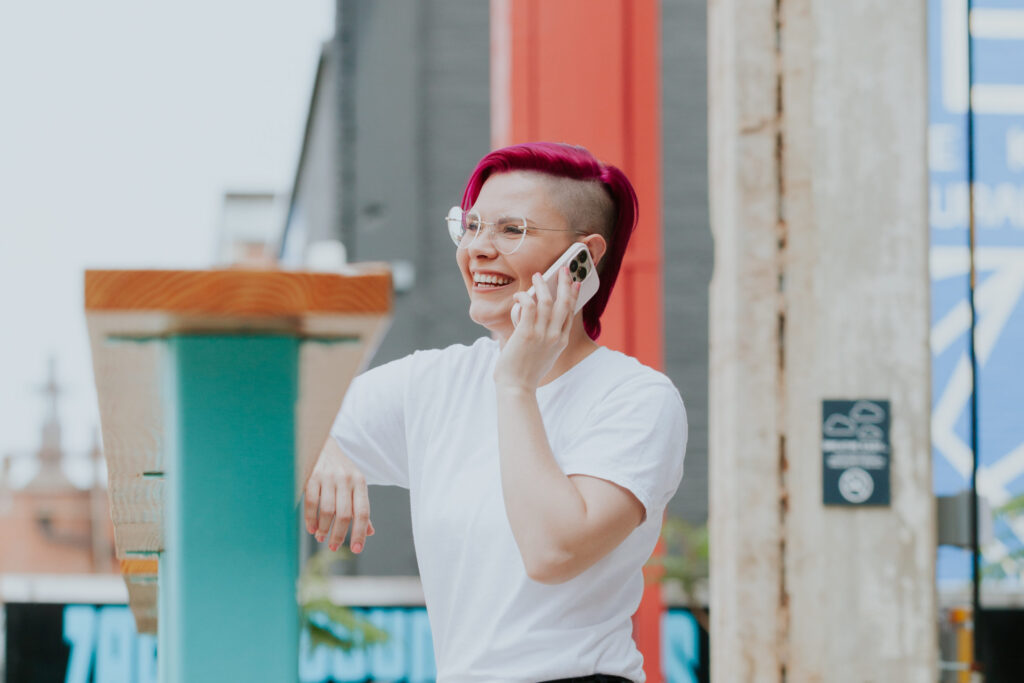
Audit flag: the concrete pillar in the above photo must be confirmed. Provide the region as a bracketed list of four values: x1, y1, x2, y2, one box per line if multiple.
[707, 0, 935, 680]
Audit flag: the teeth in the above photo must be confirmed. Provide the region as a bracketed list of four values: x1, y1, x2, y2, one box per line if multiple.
[473, 273, 513, 286]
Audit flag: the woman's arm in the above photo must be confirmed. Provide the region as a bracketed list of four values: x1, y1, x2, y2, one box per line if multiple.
[496, 385, 645, 584]
[305, 353, 418, 553]
[495, 268, 645, 584]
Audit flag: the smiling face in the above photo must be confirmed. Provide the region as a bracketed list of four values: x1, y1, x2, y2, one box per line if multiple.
[456, 171, 580, 339]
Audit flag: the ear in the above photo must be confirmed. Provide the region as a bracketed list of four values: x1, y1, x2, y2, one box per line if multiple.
[581, 233, 608, 268]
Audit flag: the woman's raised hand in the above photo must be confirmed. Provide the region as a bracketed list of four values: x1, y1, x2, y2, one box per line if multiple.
[304, 438, 375, 552]
[495, 266, 581, 391]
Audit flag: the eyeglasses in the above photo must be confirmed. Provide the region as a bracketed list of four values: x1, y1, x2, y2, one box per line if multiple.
[445, 206, 587, 255]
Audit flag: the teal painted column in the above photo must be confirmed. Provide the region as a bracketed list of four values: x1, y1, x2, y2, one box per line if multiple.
[159, 335, 299, 682]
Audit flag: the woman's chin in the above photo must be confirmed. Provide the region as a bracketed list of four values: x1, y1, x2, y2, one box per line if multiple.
[469, 302, 514, 335]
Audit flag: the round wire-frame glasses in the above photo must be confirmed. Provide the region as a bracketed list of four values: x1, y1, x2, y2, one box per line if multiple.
[445, 206, 587, 255]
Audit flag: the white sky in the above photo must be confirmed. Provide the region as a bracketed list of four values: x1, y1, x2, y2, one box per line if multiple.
[0, 1, 334, 485]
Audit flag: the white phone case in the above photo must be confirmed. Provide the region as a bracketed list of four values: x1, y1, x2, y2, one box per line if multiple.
[510, 243, 600, 327]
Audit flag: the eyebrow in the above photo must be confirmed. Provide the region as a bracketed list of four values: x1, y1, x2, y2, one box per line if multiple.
[470, 213, 524, 224]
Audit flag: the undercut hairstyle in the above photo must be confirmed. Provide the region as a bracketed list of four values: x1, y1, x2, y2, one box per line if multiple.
[461, 142, 639, 340]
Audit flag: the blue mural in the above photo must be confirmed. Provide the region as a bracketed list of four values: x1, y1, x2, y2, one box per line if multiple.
[62, 606, 157, 683]
[928, 0, 1024, 592]
[57, 605, 702, 683]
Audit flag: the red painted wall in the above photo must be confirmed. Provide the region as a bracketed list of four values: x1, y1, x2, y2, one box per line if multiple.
[490, 1, 665, 678]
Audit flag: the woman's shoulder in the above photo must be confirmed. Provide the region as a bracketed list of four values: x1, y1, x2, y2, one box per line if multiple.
[360, 336, 494, 380]
[403, 335, 498, 378]
[576, 347, 687, 425]
[409, 335, 496, 362]
[589, 346, 681, 394]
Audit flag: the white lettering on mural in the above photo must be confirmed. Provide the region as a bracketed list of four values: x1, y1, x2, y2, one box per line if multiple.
[63, 606, 157, 683]
[58, 605, 702, 683]
[931, 181, 1024, 230]
[942, 0, 1024, 115]
[62, 606, 95, 683]
[930, 124, 961, 172]
[1008, 126, 1024, 173]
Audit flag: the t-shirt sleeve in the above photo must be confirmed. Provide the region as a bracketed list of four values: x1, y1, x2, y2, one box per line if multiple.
[558, 378, 687, 518]
[328, 355, 412, 488]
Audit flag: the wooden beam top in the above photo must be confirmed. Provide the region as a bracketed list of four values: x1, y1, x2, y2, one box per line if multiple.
[85, 267, 392, 317]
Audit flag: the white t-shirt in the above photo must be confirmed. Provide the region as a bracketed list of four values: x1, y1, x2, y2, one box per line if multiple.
[330, 337, 687, 683]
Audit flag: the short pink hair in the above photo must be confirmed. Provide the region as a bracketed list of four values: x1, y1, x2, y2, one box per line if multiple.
[461, 142, 639, 340]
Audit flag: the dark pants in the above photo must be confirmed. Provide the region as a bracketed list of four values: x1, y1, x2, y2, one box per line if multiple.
[539, 676, 632, 683]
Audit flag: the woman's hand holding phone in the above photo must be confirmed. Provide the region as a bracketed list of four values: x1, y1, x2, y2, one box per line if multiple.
[510, 243, 599, 328]
[495, 266, 581, 392]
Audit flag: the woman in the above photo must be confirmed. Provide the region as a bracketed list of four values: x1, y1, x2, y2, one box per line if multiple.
[304, 142, 687, 683]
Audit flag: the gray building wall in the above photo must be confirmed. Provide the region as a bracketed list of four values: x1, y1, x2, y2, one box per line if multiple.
[285, 0, 710, 576]
[662, 0, 710, 525]
[286, 0, 492, 575]
[342, 0, 491, 364]
[341, 0, 491, 577]
[281, 46, 338, 261]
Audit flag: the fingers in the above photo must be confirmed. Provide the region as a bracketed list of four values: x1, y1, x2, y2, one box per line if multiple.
[312, 478, 334, 541]
[532, 273, 554, 326]
[519, 271, 555, 335]
[532, 272, 553, 305]
[549, 267, 575, 338]
[517, 269, 578, 341]
[326, 483, 353, 551]
[514, 290, 537, 330]
[560, 280, 582, 337]
[304, 478, 321, 535]
[347, 481, 372, 553]
[303, 447, 373, 552]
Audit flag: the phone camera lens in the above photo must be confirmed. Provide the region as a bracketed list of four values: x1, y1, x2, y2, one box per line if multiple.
[578, 266, 587, 280]
[577, 252, 588, 264]
[569, 260, 578, 273]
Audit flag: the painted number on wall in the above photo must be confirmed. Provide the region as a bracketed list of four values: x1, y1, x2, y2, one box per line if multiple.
[63, 605, 157, 683]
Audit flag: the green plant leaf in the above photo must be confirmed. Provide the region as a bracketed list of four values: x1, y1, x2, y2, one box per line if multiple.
[298, 548, 390, 653]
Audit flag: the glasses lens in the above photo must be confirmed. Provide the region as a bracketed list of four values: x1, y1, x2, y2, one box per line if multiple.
[450, 213, 526, 253]
[494, 217, 527, 254]
[446, 206, 464, 247]
[460, 211, 483, 249]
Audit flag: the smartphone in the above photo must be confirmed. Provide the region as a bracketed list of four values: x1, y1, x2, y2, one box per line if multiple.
[510, 243, 600, 327]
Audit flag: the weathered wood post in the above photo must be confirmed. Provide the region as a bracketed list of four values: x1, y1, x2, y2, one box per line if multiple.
[86, 268, 391, 682]
[707, 0, 936, 680]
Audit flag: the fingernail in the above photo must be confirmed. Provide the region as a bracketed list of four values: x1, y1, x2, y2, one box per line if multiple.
[329, 543, 338, 551]
[352, 542, 363, 553]
[316, 533, 324, 542]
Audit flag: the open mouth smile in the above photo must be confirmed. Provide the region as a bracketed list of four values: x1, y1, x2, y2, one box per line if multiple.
[472, 273, 515, 290]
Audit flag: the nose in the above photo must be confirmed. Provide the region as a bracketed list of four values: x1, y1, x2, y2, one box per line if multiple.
[466, 224, 500, 258]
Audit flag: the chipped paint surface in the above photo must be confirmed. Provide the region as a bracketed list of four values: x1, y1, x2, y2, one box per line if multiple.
[709, 0, 935, 680]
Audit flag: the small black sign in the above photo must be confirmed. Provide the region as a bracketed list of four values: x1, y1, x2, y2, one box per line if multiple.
[822, 399, 890, 506]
